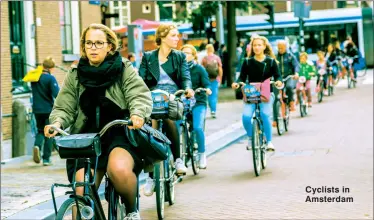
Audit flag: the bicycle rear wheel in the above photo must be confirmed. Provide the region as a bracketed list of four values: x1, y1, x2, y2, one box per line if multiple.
[180, 124, 188, 167]
[165, 149, 175, 206]
[56, 198, 92, 220]
[284, 105, 290, 132]
[318, 82, 324, 103]
[251, 119, 261, 177]
[275, 101, 285, 136]
[155, 162, 165, 220]
[299, 93, 305, 118]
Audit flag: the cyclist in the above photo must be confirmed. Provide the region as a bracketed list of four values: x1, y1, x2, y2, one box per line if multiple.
[232, 35, 282, 151]
[345, 42, 359, 81]
[44, 23, 152, 219]
[181, 44, 212, 169]
[315, 50, 329, 96]
[325, 43, 339, 84]
[276, 40, 300, 112]
[295, 52, 316, 108]
[139, 23, 194, 196]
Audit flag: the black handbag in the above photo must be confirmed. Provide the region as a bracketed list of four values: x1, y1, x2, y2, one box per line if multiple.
[125, 124, 170, 164]
[55, 133, 101, 159]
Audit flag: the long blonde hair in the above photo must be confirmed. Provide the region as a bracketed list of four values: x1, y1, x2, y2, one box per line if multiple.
[248, 35, 276, 60]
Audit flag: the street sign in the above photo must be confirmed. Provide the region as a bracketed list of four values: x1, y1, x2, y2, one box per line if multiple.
[294, 1, 312, 18]
[89, 1, 100, 5]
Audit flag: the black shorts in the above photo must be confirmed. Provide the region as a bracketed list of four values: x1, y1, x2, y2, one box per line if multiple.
[66, 127, 144, 183]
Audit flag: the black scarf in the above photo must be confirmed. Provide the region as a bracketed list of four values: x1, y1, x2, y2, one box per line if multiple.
[77, 52, 124, 128]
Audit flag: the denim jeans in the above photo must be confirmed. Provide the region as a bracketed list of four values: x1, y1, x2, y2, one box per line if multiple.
[192, 105, 207, 153]
[285, 78, 297, 102]
[208, 79, 219, 113]
[242, 95, 274, 142]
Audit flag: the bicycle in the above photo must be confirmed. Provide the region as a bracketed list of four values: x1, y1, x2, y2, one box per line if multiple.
[50, 120, 139, 220]
[180, 88, 208, 175]
[297, 76, 309, 118]
[316, 69, 328, 103]
[347, 56, 359, 89]
[237, 81, 276, 177]
[272, 75, 293, 136]
[327, 66, 335, 96]
[150, 89, 186, 220]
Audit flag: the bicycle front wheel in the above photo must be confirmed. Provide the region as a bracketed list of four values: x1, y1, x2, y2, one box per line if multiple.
[189, 133, 200, 175]
[275, 100, 285, 136]
[318, 82, 324, 103]
[107, 180, 125, 220]
[155, 162, 165, 220]
[56, 198, 92, 220]
[251, 119, 261, 177]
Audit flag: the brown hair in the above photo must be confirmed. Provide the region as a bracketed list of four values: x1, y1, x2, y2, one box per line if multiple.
[80, 23, 118, 58]
[180, 44, 198, 61]
[155, 24, 178, 46]
[248, 35, 276, 60]
[42, 56, 55, 69]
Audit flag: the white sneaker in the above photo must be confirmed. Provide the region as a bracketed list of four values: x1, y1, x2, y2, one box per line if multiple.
[143, 177, 155, 197]
[175, 158, 187, 175]
[124, 211, 141, 220]
[198, 153, 207, 169]
[267, 142, 275, 151]
[323, 90, 328, 96]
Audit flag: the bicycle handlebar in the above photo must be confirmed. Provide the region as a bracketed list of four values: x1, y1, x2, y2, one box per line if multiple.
[174, 90, 188, 97]
[195, 88, 208, 93]
[48, 119, 133, 137]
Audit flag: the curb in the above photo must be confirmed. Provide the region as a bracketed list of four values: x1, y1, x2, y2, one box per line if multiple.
[6, 127, 246, 220]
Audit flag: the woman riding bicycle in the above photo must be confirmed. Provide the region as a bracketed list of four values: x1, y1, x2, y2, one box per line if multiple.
[44, 23, 152, 219]
[231, 35, 282, 151]
[181, 44, 212, 169]
[315, 50, 329, 96]
[325, 43, 339, 84]
[138, 23, 194, 196]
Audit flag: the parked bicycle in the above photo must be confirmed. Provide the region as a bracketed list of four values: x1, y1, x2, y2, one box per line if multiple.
[149, 89, 186, 220]
[50, 120, 138, 220]
[180, 88, 208, 175]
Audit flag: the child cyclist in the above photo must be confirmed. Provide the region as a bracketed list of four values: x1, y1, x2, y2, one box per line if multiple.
[232, 35, 282, 151]
[296, 52, 316, 107]
[315, 50, 329, 96]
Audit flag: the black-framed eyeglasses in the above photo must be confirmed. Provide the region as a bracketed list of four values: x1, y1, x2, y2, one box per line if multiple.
[85, 41, 108, 49]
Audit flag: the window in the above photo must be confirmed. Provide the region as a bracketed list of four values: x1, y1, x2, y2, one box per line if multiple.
[158, 1, 174, 21]
[59, 2, 80, 57]
[109, 1, 129, 29]
[59, 2, 72, 54]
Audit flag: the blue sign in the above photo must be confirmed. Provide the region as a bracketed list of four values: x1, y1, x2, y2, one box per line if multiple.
[294, 1, 312, 18]
[89, 1, 101, 5]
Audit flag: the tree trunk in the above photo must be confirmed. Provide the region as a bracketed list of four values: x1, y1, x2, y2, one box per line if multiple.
[226, 1, 237, 87]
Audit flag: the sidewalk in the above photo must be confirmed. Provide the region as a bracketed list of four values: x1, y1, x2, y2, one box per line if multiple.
[1, 100, 245, 220]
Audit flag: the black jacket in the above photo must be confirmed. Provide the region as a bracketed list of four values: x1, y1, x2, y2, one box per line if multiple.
[31, 71, 60, 114]
[139, 48, 192, 90]
[238, 56, 281, 83]
[189, 61, 211, 106]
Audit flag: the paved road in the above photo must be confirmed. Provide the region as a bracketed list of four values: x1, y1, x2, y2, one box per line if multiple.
[135, 74, 373, 219]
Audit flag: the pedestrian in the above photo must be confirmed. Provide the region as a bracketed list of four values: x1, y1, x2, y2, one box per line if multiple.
[138, 23, 194, 197]
[197, 42, 207, 65]
[32, 57, 60, 166]
[201, 44, 223, 119]
[45, 23, 152, 219]
[231, 35, 282, 151]
[181, 44, 212, 169]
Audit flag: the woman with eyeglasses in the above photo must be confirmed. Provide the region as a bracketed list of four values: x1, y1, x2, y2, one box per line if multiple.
[181, 44, 212, 169]
[45, 23, 152, 219]
[139, 23, 194, 197]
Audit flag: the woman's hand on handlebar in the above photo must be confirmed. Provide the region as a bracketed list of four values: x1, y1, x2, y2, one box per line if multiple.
[128, 115, 144, 130]
[231, 83, 240, 89]
[274, 80, 283, 88]
[293, 74, 299, 80]
[44, 122, 61, 138]
[185, 88, 195, 98]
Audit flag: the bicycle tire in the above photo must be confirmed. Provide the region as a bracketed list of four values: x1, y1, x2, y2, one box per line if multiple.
[165, 148, 175, 206]
[284, 106, 290, 132]
[56, 198, 91, 220]
[318, 81, 324, 103]
[299, 93, 305, 118]
[275, 101, 284, 136]
[357, 67, 367, 77]
[155, 162, 165, 220]
[251, 119, 261, 177]
[180, 125, 188, 167]
[347, 73, 351, 89]
[189, 133, 200, 175]
[260, 135, 267, 170]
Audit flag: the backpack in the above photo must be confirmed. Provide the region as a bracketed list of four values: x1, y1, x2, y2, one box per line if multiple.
[204, 57, 219, 79]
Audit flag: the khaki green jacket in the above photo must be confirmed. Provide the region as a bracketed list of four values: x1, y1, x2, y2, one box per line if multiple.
[49, 58, 152, 134]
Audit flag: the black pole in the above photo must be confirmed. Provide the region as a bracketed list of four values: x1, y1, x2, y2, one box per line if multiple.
[299, 17, 305, 52]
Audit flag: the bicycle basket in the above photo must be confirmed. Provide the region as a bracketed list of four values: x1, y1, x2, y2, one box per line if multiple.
[56, 133, 101, 159]
[242, 84, 262, 104]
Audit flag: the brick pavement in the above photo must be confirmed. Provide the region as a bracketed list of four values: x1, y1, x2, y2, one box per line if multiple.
[135, 77, 373, 219]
